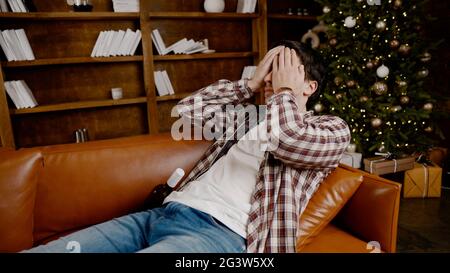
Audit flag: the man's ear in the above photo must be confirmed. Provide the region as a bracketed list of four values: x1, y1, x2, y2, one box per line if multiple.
[304, 80, 318, 97]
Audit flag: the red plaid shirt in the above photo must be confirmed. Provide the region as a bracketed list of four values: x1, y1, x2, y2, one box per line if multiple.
[175, 79, 350, 252]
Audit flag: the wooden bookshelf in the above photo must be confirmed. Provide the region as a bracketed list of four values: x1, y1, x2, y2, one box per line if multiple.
[149, 11, 259, 19]
[153, 52, 257, 61]
[0, 12, 140, 20]
[1, 56, 143, 67]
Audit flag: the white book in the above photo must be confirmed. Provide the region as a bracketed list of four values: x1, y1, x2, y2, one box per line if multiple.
[18, 80, 37, 107]
[91, 31, 105, 57]
[12, 80, 30, 108]
[104, 31, 118, 57]
[250, 0, 257, 13]
[124, 30, 137, 56]
[161, 70, 174, 95]
[4, 81, 22, 109]
[151, 32, 163, 55]
[154, 71, 168, 96]
[174, 39, 195, 54]
[151, 29, 167, 55]
[15, 29, 35, 60]
[165, 38, 187, 55]
[0, 32, 15, 61]
[100, 31, 114, 57]
[117, 29, 133, 56]
[128, 29, 141, 56]
[0, 0, 9, 12]
[3, 30, 23, 60]
[95, 30, 108, 57]
[236, 0, 245, 13]
[13, 80, 33, 107]
[109, 30, 125, 56]
[16, 0, 27, 12]
[7, 0, 19, 12]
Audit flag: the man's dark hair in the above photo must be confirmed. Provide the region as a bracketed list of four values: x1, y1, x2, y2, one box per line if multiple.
[271, 40, 326, 104]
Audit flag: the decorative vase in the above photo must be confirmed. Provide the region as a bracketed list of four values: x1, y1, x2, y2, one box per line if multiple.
[204, 0, 225, 13]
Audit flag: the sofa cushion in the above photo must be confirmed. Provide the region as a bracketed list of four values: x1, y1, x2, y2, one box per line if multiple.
[0, 148, 42, 252]
[296, 166, 363, 252]
[33, 134, 211, 244]
[298, 224, 379, 253]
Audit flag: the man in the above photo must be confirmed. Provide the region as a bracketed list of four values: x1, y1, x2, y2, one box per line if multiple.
[24, 40, 350, 253]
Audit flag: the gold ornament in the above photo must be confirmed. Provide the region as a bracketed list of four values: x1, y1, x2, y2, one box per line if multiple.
[420, 52, 431, 62]
[394, 0, 402, 8]
[314, 103, 325, 113]
[424, 126, 433, 133]
[391, 105, 402, 112]
[359, 96, 369, 102]
[418, 68, 429, 78]
[346, 80, 356, 88]
[396, 80, 407, 88]
[334, 76, 343, 86]
[366, 61, 374, 69]
[423, 103, 433, 111]
[400, 95, 410, 104]
[376, 21, 387, 31]
[329, 38, 337, 47]
[398, 44, 411, 56]
[335, 93, 343, 100]
[371, 118, 382, 128]
[390, 39, 400, 49]
[372, 81, 388, 95]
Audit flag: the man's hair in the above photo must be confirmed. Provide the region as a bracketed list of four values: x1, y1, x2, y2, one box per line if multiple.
[271, 40, 326, 103]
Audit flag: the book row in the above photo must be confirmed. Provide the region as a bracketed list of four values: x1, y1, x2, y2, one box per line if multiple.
[0, 29, 35, 61]
[4, 80, 37, 109]
[237, 0, 258, 13]
[151, 29, 209, 56]
[91, 29, 141, 58]
[154, 70, 174, 97]
[0, 0, 36, 12]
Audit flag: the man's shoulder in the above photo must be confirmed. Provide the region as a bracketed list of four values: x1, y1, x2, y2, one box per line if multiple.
[307, 113, 350, 129]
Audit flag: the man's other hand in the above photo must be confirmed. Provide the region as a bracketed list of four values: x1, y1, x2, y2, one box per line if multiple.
[247, 46, 284, 91]
[272, 47, 306, 97]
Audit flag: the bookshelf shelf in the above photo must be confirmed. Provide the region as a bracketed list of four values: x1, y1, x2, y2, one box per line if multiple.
[0, 12, 140, 20]
[149, 12, 259, 20]
[268, 14, 317, 21]
[10, 97, 148, 115]
[153, 52, 257, 61]
[2, 56, 143, 67]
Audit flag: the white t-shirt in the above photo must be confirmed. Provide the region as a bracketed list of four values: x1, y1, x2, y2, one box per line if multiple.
[164, 121, 268, 238]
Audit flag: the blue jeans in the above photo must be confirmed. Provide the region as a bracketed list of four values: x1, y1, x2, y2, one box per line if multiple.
[23, 202, 246, 253]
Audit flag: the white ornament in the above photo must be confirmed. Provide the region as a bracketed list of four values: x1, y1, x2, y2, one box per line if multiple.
[203, 0, 225, 13]
[346, 143, 357, 153]
[323, 6, 331, 14]
[376, 65, 389, 78]
[344, 16, 356, 28]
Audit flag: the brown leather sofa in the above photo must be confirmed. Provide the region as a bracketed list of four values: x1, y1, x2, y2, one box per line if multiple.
[0, 133, 401, 253]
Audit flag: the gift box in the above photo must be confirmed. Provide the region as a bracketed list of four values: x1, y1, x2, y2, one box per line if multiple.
[403, 162, 442, 198]
[340, 152, 362, 168]
[363, 156, 415, 176]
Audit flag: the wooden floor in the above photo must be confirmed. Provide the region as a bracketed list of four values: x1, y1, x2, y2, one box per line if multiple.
[397, 188, 450, 252]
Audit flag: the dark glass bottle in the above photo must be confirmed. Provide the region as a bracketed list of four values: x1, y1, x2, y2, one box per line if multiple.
[142, 168, 185, 210]
[73, 0, 93, 12]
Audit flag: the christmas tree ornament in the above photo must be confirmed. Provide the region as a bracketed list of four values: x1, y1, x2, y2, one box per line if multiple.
[372, 81, 388, 95]
[371, 118, 382, 128]
[334, 76, 343, 86]
[322, 6, 331, 14]
[398, 44, 411, 56]
[424, 126, 433, 133]
[375, 20, 387, 31]
[378, 145, 386, 153]
[346, 143, 357, 153]
[301, 30, 320, 49]
[329, 38, 338, 47]
[344, 16, 356, 28]
[391, 105, 402, 112]
[376, 65, 389, 78]
[396, 80, 407, 88]
[393, 0, 402, 8]
[417, 68, 429, 78]
[314, 103, 324, 113]
[335, 93, 343, 100]
[346, 80, 356, 88]
[359, 96, 369, 102]
[366, 61, 374, 69]
[420, 52, 431, 62]
[400, 95, 410, 104]
[389, 39, 400, 49]
[373, 58, 380, 66]
[423, 103, 433, 111]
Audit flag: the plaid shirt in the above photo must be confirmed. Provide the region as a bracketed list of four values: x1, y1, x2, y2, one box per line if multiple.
[174, 79, 350, 253]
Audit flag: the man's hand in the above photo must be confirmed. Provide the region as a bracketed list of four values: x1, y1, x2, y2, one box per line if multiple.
[272, 48, 306, 97]
[247, 46, 284, 91]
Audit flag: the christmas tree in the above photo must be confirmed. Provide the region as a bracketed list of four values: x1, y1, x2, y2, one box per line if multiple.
[314, 0, 440, 156]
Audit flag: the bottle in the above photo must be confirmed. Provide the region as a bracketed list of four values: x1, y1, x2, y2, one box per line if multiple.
[73, 0, 93, 12]
[143, 168, 185, 210]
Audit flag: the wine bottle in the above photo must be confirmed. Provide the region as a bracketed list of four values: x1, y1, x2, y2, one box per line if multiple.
[143, 168, 185, 210]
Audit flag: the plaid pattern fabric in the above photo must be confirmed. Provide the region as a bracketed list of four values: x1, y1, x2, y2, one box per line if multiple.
[174, 79, 350, 252]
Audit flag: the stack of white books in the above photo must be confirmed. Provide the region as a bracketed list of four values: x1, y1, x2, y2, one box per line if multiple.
[151, 29, 208, 56]
[0, 29, 35, 61]
[112, 0, 139, 12]
[153, 70, 175, 96]
[4, 80, 38, 109]
[241, 66, 257, 80]
[91, 29, 141, 57]
[0, 0, 30, 12]
[236, 0, 258, 13]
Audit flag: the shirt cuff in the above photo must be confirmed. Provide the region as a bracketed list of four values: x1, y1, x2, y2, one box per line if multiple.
[266, 90, 297, 106]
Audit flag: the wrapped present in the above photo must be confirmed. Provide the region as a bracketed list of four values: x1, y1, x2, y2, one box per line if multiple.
[404, 162, 442, 198]
[427, 147, 448, 166]
[363, 154, 415, 175]
[340, 152, 362, 168]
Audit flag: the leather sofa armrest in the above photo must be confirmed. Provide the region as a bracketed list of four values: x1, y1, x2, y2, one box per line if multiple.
[334, 165, 401, 253]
